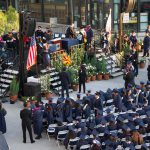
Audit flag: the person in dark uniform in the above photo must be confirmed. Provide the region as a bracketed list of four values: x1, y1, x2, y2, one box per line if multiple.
[59, 67, 71, 98]
[20, 102, 35, 143]
[147, 59, 150, 81]
[143, 32, 150, 57]
[0, 102, 7, 134]
[130, 47, 139, 76]
[35, 26, 44, 38]
[129, 31, 137, 48]
[78, 64, 87, 93]
[32, 102, 43, 139]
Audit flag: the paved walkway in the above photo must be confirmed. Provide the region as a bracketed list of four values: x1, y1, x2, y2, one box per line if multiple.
[2, 58, 149, 150]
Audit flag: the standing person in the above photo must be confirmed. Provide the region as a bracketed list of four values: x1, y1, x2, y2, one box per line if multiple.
[143, 32, 150, 57]
[65, 23, 76, 38]
[35, 26, 44, 38]
[20, 102, 35, 143]
[42, 37, 51, 70]
[145, 25, 150, 35]
[32, 102, 43, 139]
[0, 102, 7, 134]
[85, 25, 93, 47]
[78, 64, 87, 93]
[147, 59, 150, 81]
[59, 67, 71, 98]
[130, 31, 137, 48]
[130, 46, 139, 76]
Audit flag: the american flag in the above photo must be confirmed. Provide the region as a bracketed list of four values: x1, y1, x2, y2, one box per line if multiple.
[26, 35, 37, 70]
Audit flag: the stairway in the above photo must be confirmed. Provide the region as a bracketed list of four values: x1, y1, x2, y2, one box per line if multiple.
[95, 47, 123, 78]
[0, 69, 19, 97]
[40, 68, 73, 96]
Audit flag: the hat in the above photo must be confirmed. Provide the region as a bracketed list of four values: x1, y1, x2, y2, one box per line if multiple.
[92, 129, 98, 136]
[140, 81, 145, 84]
[77, 93, 81, 97]
[57, 97, 65, 103]
[127, 84, 133, 88]
[113, 89, 119, 93]
[79, 134, 85, 139]
[135, 85, 141, 89]
[117, 116, 124, 122]
[106, 108, 111, 113]
[127, 61, 132, 64]
[109, 117, 115, 122]
[147, 81, 150, 85]
[95, 91, 100, 95]
[67, 116, 73, 123]
[68, 126, 74, 131]
[48, 97, 53, 101]
[87, 90, 91, 93]
[111, 132, 117, 137]
[146, 111, 150, 117]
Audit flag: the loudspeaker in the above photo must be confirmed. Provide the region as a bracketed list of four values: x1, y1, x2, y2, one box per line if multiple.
[24, 82, 41, 101]
[22, 18, 36, 37]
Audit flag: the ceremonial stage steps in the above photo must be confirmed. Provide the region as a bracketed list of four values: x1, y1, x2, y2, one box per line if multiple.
[40, 68, 73, 96]
[95, 47, 123, 78]
[0, 69, 19, 97]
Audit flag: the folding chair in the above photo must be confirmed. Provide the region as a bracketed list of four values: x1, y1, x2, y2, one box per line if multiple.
[106, 99, 114, 106]
[47, 127, 55, 141]
[80, 144, 90, 150]
[57, 130, 68, 147]
[68, 137, 80, 150]
[135, 145, 141, 150]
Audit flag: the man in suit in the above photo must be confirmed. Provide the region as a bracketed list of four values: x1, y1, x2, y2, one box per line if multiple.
[59, 67, 71, 98]
[20, 102, 35, 143]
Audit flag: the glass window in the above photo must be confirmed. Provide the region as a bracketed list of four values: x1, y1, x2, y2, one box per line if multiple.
[140, 23, 148, 31]
[114, 0, 120, 3]
[140, 13, 148, 22]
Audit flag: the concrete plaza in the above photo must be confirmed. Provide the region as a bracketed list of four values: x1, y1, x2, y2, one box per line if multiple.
[2, 58, 149, 150]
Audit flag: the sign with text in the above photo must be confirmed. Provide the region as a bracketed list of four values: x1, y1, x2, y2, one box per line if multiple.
[123, 13, 129, 23]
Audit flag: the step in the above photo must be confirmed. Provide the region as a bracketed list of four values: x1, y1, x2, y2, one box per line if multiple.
[111, 71, 123, 78]
[0, 74, 14, 79]
[50, 72, 59, 76]
[0, 89, 6, 94]
[4, 69, 18, 75]
[41, 68, 55, 74]
[0, 84, 9, 88]
[0, 78, 12, 84]
[111, 68, 121, 73]
[51, 81, 61, 86]
[50, 77, 60, 82]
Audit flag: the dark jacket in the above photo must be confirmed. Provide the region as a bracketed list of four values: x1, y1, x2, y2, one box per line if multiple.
[124, 71, 135, 86]
[0, 108, 7, 134]
[59, 71, 70, 88]
[143, 36, 150, 51]
[20, 109, 32, 125]
[147, 65, 150, 81]
[79, 69, 87, 83]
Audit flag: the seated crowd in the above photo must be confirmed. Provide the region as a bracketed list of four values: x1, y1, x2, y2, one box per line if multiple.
[26, 80, 150, 150]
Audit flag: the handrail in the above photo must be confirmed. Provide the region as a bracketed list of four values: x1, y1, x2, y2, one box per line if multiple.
[0, 55, 19, 98]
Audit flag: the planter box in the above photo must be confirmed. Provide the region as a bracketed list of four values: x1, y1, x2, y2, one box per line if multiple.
[97, 74, 103, 80]
[72, 84, 79, 91]
[86, 76, 91, 83]
[103, 74, 110, 80]
[91, 75, 96, 81]
[139, 62, 145, 68]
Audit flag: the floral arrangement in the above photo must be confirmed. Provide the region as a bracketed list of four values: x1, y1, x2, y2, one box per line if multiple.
[67, 65, 79, 85]
[40, 74, 51, 92]
[86, 64, 97, 77]
[62, 52, 72, 66]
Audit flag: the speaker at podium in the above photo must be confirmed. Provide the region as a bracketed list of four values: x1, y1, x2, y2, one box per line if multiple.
[24, 82, 41, 101]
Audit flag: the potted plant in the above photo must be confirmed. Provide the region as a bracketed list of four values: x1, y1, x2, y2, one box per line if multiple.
[139, 57, 146, 68]
[9, 76, 19, 104]
[86, 64, 92, 82]
[91, 66, 97, 81]
[40, 74, 53, 100]
[101, 57, 110, 80]
[96, 60, 103, 80]
[68, 66, 79, 91]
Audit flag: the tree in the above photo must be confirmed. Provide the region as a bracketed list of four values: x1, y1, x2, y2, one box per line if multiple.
[5, 5, 19, 33]
[0, 11, 7, 36]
